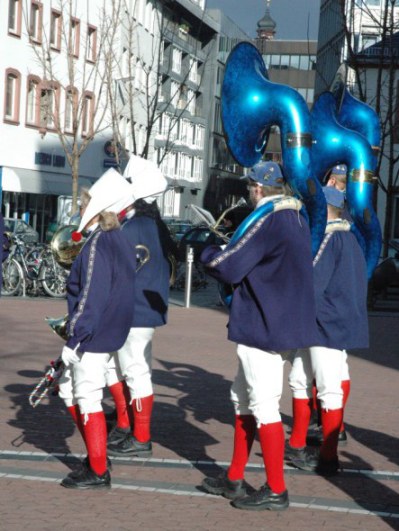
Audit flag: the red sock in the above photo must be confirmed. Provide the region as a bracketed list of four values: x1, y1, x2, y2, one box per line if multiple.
[227, 415, 256, 481]
[67, 405, 86, 443]
[258, 422, 286, 494]
[108, 382, 131, 429]
[81, 412, 107, 476]
[132, 394, 154, 443]
[340, 380, 350, 433]
[320, 408, 343, 461]
[289, 398, 312, 448]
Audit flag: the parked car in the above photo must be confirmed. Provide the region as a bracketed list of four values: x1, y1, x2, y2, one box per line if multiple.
[177, 226, 226, 262]
[3, 218, 40, 244]
[163, 218, 193, 242]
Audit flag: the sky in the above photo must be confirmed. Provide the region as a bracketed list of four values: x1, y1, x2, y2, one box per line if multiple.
[205, 0, 320, 40]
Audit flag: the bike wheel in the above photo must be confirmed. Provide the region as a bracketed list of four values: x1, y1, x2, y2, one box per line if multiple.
[1, 258, 23, 296]
[41, 260, 68, 298]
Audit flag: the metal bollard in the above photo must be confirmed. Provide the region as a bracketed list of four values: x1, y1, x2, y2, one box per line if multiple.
[184, 246, 194, 308]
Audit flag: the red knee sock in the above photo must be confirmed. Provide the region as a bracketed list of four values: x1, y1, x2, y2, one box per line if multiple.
[258, 422, 286, 494]
[132, 394, 154, 443]
[289, 398, 312, 448]
[340, 380, 350, 433]
[320, 408, 343, 461]
[227, 414, 256, 481]
[81, 412, 107, 476]
[67, 405, 86, 443]
[108, 382, 131, 429]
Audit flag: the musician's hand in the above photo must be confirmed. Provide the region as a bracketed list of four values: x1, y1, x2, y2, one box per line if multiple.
[61, 345, 80, 367]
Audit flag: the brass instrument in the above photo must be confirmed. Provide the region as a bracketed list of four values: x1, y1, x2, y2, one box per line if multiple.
[188, 198, 247, 244]
[51, 224, 86, 270]
[135, 244, 150, 272]
[168, 252, 177, 287]
[28, 315, 68, 407]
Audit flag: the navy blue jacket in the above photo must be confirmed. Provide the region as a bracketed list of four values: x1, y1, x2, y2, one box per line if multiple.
[313, 227, 368, 349]
[201, 209, 319, 352]
[66, 227, 136, 353]
[122, 215, 169, 327]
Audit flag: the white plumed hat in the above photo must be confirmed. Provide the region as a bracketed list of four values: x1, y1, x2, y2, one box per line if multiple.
[123, 155, 167, 203]
[77, 168, 134, 233]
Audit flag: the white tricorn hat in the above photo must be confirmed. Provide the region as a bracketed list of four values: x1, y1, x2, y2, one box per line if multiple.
[77, 168, 134, 233]
[123, 155, 167, 203]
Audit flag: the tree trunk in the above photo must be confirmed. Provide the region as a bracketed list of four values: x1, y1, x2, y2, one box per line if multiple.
[71, 157, 80, 216]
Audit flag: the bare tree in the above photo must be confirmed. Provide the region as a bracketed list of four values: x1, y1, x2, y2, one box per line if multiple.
[104, 0, 211, 171]
[25, 0, 119, 213]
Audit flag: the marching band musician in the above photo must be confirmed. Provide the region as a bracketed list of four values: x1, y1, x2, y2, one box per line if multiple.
[107, 156, 173, 458]
[287, 186, 368, 475]
[199, 161, 319, 511]
[307, 164, 351, 446]
[58, 168, 136, 490]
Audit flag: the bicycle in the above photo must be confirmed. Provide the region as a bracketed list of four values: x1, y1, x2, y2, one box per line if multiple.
[1, 236, 68, 297]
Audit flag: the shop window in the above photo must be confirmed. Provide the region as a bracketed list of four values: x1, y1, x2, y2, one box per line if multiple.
[8, 0, 22, 37]
[4, 69, 21, 124]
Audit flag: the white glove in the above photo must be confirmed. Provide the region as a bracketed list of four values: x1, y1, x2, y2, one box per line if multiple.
[61, 345, 80, 367]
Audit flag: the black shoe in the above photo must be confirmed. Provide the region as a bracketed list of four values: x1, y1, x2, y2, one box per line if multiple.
[307, 428, 348, 447]
[201, 471, 247, 500]
[61, 467, 111, 489]
[291, 448, 340, 476]
[67, 456, 112, 479]
[107, 425, 131, 445]
[107, 434, 152, 457]
[232, 484, 289, 511]
[285, 440, 307, 461]
[290, 446, 320, 471]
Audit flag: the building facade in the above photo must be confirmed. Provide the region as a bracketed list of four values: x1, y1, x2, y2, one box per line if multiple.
[255, 2, 317, 162]
[0, 0, 112, 240]
[315, 0, 399, 96]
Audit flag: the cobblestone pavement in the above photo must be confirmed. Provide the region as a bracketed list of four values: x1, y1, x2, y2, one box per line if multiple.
[0, 288, 398, 530]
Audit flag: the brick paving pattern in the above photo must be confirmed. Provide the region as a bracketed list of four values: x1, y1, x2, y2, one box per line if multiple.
[0, 289, 398, 530]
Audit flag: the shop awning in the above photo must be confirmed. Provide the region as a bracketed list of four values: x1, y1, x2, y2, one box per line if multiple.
[0, 166, 94, 195]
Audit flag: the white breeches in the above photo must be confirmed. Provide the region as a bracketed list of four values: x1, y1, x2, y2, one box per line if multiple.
[58, 352, 114, 414]
[288, 347, 345, 410]
[116, 327, 155, 400]
[230, 344, 287, 426]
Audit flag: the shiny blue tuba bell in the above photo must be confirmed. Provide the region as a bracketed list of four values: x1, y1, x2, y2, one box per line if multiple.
[311, 77, 382, 277]
[221, 41, 326, 255]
